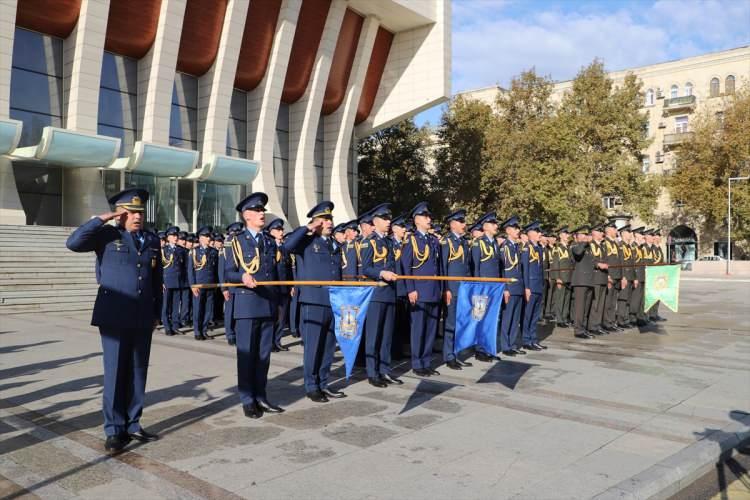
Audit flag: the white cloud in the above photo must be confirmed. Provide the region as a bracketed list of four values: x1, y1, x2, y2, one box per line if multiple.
[451, 0, 750, 93]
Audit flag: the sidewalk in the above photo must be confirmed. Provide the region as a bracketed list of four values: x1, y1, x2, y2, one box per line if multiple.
[1, 279, 748, 499]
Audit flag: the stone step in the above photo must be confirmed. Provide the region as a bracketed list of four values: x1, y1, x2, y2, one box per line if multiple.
[0, 271, 96, 280]
[1, 294, 97, 306]
[0, 276, 97, 285]
[0, 256, 94, 264]
[0, 302, 93, 314]
[0, 282, 98, 292]
[1, 288, 98, 298]
[0, 225, 76, 234]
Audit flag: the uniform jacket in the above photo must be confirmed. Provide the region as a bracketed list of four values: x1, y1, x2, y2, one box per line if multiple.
[632, 243, 646, 281]
[66, 217, 163, 330]
[621, 241, 636, 281]
[604, 237, 623, 280]
[552, 243, 572, 283]
[521, 242, 545, 294]
[342, 240, 358, 278]
[224, 228, 279, 318]
[273, 239, 292, 294]
[440, 232, 470, 295]
[161, 244, 187, 289]
[500, 239, 525, 295]
[391, 235, 408, 298]
[188, 245, 218, 285]
[400, 230, 442, 303]
[590, 240, 608, 286]
[471, 235, 500, 278]
[360, 232, 397, 303]
[283, 227, 341, 306]
[571, 242, 594, 287]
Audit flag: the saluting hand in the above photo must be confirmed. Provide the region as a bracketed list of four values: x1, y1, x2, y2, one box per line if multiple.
[97, 207, 126, 222]
[307, 219, 324, 233]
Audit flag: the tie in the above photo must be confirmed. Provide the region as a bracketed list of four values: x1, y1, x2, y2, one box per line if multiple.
[134, 231, 144, 250]
[256, 233, 263, 253]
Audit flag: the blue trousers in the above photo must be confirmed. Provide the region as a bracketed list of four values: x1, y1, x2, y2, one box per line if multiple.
[99, 327, 152, 437]
[224, 293, 235, 342]
[300, 304, 336, 393]
[161, 288, 181, 332]
[410, 302, 440, 370]
[274, 293, 291, 346]
[193, 289, 214, 337]
[522, 293, 543, 345]
[180, 288, 191, 325]
[234, 318, 273, 405]
[365, 301, 394, 378]
[500, 295, 523, 352]
[442, 299, 458, 361]
[289, 291, 300, 335]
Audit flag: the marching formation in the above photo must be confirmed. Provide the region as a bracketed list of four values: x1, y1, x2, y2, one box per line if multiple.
[66, 187, 668, 453]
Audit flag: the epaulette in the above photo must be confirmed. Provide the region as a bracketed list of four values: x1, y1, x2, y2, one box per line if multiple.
[359, 240, 369, 248]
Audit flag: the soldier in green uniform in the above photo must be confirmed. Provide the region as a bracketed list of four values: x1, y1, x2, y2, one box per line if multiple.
[587, 224, 609, 336]
[571, 226, 594, 339]
[629, 227, 648, 327]
[602, 220, 624, 332]
[543, 231, 557, 321]
[616, 225, 636, 329]
[649, 230, 666, 322]
[552, 227, 572, 328]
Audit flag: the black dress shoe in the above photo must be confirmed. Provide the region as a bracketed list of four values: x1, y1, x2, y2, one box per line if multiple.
[104, 434, 131, 452]
[523, 344, 542, 351]
[502, 350, 516, 357]
[271, 346, 280, 353]
[382, 374, 403, 385]
[306, 390, 330, 402]
[446, 360, 463, 370]
[413, 368, 431, 377]
[243, 402, 263, 418]
[257, 399, 285, 413]
[165, 330, 175, 336]
[277, 344, 290, 352]
[367, 377, 387, 388]
[322, 388, 347, 398]
[195, 335, 205, 341]
[130, 429, 159, 442]
[575, 332, 593, 339]
[533, 342, 547, 350]
[227, 337, 236, 346]
[428, 368, 440, 376]
[556, 322, 567, 328]
[457, 359, 473, 367]
[475, 352, 496, 362]
[596, 328, 609, 335]
[512, 348, 526, 355]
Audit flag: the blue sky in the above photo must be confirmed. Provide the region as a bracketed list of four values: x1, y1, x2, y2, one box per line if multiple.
[414, 0, 750, 127]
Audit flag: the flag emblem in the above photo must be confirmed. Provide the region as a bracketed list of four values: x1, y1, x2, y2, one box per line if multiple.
[471, 294, 489, 321]
[339, 305, 360, 339]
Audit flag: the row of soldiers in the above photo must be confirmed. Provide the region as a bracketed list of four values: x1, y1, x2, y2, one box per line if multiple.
[66, 187, 670, 451]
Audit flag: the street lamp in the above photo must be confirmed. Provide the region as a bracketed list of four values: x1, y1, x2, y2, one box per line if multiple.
[727, 175, 750, 275]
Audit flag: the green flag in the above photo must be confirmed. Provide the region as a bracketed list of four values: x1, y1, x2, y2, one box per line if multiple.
[644, 264, 681, 312]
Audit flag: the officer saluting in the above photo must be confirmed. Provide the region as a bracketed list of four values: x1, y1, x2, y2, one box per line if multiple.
[284, 201, 348, 402]
[161, 226, 187, 336]
[223, 192, 281, 418]
[66, 188, 162, 452]
[440, 209, 473, 370]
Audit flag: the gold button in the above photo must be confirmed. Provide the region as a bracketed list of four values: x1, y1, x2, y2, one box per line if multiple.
[138, 276, 142, 280]
[137, 263, 141, 268]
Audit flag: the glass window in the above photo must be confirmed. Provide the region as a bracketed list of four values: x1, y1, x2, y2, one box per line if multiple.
[178, 179, 194, 231]
[197, 183, 241, 230]
[684, 82, 693, 96]
[274, 103, 290, 212]
[100, 52, 137, 95]
[12, 28, 63, 77]
[101, 169, 122, 200]
[169, 73, 198, 151]
[726, 75, 735, 94]
[98, 124, 136, 156]
[675, 115, 688, 133]
[9, 109, 61, 147]
[10, 68, 64, 116]
[645, 89, 654, 106]
[12, 161, 63, 225]
[98, 87, 137, 130]
[670, 85, 678, 99]
[314, 118, 324, 202]
[710, 78, 720, 97]
[642, 156, 650, 173]
[98, 52, 138, 157]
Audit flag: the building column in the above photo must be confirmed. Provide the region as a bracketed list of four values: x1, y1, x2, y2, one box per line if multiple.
[323, 15, 378, 222]
[287, 0, 346, 226]
[198, 0, 249, 156]
[138, 0, 187, 144]
[0, 1, 24, 224]
[247, 0, 302, 220]
[61, 0, 112, 226]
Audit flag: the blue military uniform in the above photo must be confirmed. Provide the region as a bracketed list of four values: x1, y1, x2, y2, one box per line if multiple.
[188, 226, 218, 340]
[266, 218, 292, 351]
[342, 220, 359, 278]
[359, 204, 399, 386]
[390, 214, 409, 360]
[520, 221, 546, 349]
[499, 216, 525, 355]
[470, 212, 501, 359]
[161, 226, 187, 335]
[401, 202, 443, 374]
[177, 231, 192, 328]
[283, 202, 344, 400]
[65, 188, 162, 444]
[440, 210, 471, 366]
[224, 193, 280, 417]
[220, 222, 243, 345]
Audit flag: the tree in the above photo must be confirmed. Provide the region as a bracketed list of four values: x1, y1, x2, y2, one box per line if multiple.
[667, 86, 750, 251]
[357, 119, 441, 217]
[433, 96, 494, 217]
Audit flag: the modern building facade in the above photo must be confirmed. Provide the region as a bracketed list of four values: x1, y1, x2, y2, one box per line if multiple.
[458, 46, 750, 260]
[0, 0, 451, 230]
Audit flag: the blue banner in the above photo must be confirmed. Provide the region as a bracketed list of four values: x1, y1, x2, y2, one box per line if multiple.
[454, 282, 505, 356]
[329, 286, 376, 378]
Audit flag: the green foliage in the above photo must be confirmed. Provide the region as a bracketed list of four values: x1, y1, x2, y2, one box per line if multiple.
[667, 86, 750, 243]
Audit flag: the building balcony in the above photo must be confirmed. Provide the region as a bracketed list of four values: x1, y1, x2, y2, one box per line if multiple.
[662, 95, 696, 114]
[664, 132, 693, 148]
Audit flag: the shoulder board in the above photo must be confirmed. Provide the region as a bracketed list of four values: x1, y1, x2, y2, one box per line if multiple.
[472, 241, 479, 247]
[359, 241, 369, 248]
[522, 246, 529, 252]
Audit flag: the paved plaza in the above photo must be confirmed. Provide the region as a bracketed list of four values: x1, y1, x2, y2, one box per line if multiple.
[1, 278, 749, 499]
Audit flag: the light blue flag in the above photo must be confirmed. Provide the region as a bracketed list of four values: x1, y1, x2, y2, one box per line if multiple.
[328, 285, 376, 378]
[454, 282, 506, 356]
